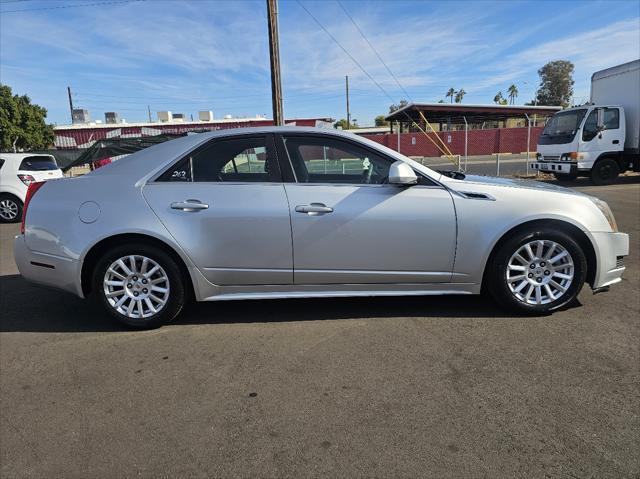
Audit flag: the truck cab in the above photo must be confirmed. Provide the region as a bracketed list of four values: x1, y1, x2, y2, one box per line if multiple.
[533, 60, 640, 185]
[533, 104, 626, 184]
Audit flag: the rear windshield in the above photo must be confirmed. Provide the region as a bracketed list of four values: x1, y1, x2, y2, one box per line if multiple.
[18, 156, 59, 171]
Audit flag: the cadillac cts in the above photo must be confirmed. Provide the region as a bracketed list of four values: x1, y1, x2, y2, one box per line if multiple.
[14, 127, 629, 328]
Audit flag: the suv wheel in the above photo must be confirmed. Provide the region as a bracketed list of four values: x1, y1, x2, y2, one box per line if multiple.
[93, 243, 185, 328]
[487, 228, 587, 314]
[0, 195, 23, 223]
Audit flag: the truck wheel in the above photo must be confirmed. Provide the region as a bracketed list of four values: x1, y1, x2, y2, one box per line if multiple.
[591, 158, 619, 185]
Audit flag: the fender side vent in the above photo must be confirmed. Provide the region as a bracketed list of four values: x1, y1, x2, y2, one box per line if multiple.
[460, 191, 494, 201]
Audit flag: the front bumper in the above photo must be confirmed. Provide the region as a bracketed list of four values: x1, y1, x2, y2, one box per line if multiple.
[531, 161, 577, 174]
[591, 231, 629, 289]
[13, 234, 83, 297]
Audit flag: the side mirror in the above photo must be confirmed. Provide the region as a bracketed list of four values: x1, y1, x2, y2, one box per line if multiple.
[388, 160, 417, 186]
[596, 108, 605, 131]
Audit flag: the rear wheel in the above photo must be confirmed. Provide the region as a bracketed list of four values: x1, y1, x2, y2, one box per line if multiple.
[0, 194, 23, 223]
[487, 228, 587, 314]
[591, 158, 619, 185]
[93, 244, 185, 328]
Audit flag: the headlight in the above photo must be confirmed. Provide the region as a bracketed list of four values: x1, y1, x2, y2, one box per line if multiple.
[589, 197, 618, 232]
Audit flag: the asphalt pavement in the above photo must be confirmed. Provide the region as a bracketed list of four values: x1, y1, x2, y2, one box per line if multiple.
[1, 179, 638, 478]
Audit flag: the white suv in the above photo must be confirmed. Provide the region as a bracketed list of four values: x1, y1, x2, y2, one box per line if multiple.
[0, 153, 64, 223]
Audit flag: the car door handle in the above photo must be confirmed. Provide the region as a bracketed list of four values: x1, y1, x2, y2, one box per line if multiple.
[295, 203, 333, 215]
[170, 200, 209, 211]
[612, 139, 620, 144]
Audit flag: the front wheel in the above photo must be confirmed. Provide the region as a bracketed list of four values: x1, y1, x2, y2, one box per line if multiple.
[591, 158, 619, 185]
[93, 244, 185, 328]
[487, 228, 587, 314]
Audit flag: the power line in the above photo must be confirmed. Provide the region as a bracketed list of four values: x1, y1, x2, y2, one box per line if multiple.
[1, 0, 145, 13]
[296, 0, 456, 160]
[295, 0, 397, 106]
[336, 0, 413, 102]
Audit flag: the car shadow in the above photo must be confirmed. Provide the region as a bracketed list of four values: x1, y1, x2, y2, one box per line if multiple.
[0, 274, 581, 333]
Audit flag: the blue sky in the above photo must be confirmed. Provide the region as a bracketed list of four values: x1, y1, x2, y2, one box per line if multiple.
[1, 0, 639, 126]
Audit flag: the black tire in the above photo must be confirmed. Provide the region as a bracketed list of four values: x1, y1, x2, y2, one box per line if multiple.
[92, 243, 185, 329]
[0, 194, 23, 223]
[590, 158, 619, 186]
[486, 228, 587, 314]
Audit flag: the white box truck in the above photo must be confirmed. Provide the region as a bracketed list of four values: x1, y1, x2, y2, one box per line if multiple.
[532, 59, 640, 185]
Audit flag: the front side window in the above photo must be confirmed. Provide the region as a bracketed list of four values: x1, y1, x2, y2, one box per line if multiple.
[282, 136, 391, 184]
[159, 136, 280, 183]
[582, 108, 620, 142]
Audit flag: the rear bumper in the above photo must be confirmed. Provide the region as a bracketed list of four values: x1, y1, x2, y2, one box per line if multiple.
[591, 231, 629, 289]
[13, 234, 84, 298]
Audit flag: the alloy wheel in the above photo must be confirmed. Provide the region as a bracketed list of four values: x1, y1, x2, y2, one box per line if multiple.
[506, 240, 574, 305]
[103, 255, 170, 319]
[0, 199, 19, 221]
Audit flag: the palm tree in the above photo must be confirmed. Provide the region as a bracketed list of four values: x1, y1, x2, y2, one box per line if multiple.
[455, 89, 466, 103]
[446, 88, 456, 103]
[507, 84, 518, 105]
[494, 91, 507, 105]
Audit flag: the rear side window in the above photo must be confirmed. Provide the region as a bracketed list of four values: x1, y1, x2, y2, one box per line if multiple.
[18, 156, 58, 171]
[158, 136, 281, 183]
[0, 159, 5, 170]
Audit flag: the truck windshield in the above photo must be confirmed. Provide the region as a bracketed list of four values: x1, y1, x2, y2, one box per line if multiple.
[542, 109, 587, 137]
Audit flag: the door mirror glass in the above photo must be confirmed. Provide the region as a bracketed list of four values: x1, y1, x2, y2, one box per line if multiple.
[388, 160, 417, 185]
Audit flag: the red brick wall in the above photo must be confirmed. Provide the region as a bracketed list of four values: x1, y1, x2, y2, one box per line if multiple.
[363, 127, 543, 157]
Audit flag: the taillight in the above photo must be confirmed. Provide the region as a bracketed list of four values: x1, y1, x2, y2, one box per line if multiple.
[20, 181, 45, 234]
[18, 174, 36, 186]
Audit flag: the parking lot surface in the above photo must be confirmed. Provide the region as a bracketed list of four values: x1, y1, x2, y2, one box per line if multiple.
[1, 180, 638, 478]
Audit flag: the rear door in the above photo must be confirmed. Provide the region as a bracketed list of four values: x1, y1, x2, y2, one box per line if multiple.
[143, 134, 293, 286]
[277, 133, 457, 284]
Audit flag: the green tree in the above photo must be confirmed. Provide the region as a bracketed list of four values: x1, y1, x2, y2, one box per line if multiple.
[374, 115, 389, 127]
[446, 87, 456, 103]
[493, 91, 507, 105]
[454, 89, 466, 103]
[534, 60, 574, 107]
[333, 118, 358, 130]
[0, 84, 54, 152]
[388, 99, 408, 113]
[507, 84, 518, 105]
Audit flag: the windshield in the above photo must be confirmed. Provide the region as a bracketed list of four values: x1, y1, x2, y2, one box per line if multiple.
[18, 156, 59, 171]
[542, 109, 587, 137]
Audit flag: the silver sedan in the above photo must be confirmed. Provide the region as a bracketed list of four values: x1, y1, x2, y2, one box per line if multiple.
[14, 127, 629, 328]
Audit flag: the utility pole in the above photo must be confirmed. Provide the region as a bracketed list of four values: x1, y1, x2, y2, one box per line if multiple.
[67, 86, 74, 123]
[266, 0, 284, 126]
[147, 105, 152, 122]
[345, 75, 351, 130]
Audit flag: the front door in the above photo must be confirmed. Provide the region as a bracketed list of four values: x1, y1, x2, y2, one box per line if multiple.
[580, 107, 623, 163]
[277, 134, 457, 284]
[143, 134, 293, 285]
